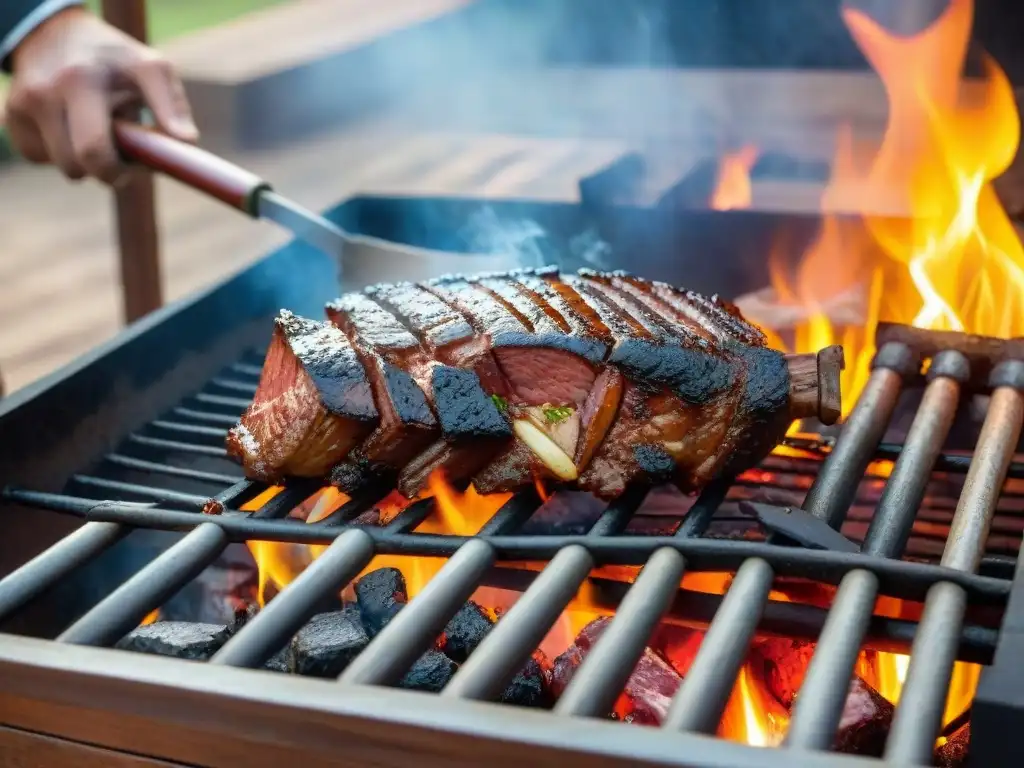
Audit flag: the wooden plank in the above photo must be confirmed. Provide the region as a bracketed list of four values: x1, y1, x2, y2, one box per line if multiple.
[164, 0, 475, 83]
[0, 634, 871, 768]
[0, 724, 187, 768]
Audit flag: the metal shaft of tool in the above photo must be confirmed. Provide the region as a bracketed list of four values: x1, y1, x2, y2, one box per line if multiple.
[886, 370, 1024, 765]
[801, 342, 916, 529]
[785, 353, 966, 751]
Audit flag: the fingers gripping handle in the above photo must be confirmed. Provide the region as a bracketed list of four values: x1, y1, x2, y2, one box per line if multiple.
[113, 121, 270, 216]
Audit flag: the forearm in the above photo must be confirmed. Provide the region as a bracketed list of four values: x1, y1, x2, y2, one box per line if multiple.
[0, 0, 86, 69]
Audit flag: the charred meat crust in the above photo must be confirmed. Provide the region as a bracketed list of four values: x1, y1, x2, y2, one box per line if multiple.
[430, 365, 510, 439]
[326, 297, 437, 471]
[226, 311, 378, 481]
[230, 269, 801, 501]
[275, 311, 377, 421]
[712, 344, 791, 478]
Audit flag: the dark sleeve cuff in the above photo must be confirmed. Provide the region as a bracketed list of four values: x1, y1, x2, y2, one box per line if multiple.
[1, 0, 86, 72]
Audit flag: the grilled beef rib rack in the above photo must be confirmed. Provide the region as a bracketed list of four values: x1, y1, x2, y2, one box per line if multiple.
[228, 267, 843, 501]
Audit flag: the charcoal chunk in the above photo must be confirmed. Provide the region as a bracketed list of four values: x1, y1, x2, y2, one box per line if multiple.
[500, 655, 553, 709]
[439, 601, 495, 662]
[263, 646, 291, 673]
[355, 568, 408, 637]
[290, 607, 369, 677]
[116, 621, 231, 661]
[398, 650, 457, 693]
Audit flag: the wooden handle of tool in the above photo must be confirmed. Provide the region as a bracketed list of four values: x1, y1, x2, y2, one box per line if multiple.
[786, 345, 845, 425]
[113, 121, 270, 216]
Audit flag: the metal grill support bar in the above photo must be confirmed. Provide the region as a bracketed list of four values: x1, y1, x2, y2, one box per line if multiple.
[886, 365, 1024, 764]
[784, 349, 967, 751]
[800, 343, 917, 529]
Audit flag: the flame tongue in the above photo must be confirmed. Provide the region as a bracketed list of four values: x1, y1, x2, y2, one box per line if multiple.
[747, 0, 1024, 417]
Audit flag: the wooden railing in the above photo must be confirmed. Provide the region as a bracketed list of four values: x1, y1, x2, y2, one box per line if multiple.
[100, 0, 163, 324]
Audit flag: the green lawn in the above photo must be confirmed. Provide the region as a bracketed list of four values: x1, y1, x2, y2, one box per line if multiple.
[84, 0, 287, 44]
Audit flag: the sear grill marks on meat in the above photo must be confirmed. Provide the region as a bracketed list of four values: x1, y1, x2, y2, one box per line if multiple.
[326, 294, 437, 481]
[334, 285, 510, 496]
[227, 311, 377, 481]
[230, 268, 805, 500]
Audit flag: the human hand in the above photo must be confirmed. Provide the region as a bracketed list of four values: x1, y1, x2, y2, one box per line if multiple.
[4, 6, 197, 184]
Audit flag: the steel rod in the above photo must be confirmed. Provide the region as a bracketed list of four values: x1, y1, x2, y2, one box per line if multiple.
[102, 453, 241, 485]
[229, 362, 263, 378]
[127, 434, 228, 457]
[801, 364, 906, 529]
[442, 543, 594, 701]
[554, 547, 686, 717]
[209, 378, 258, 395]
[68, 475, 210, 507]
[192, 393, 251, 411]
[664, 558, 775, 732]
[886, 377, 1024, 764]
[338, 539, 496, 687]
[57, 523, 229, 647]
[212, 529, 376, 668]
[0, 522, 129, 621]
[170, 407, 238, 427]
[339, 494, 540, 687]
[553, 484, 721, 718]
[150, 421, 228, 440]
[785, 358, 965, 751]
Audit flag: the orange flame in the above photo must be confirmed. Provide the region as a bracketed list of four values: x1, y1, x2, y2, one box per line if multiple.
[237, 473, 979, 744]
[760, 0, 1024, 414]
[710, 145, 759, 211]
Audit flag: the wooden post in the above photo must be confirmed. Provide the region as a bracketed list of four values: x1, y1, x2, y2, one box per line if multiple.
[100, 0, 163, 324]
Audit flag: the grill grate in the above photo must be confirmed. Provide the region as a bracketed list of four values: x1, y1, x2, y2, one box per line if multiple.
[1, 335, 1023, 765]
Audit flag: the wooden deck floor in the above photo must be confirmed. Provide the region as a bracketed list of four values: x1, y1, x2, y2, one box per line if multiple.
[0, 118, 631, 394]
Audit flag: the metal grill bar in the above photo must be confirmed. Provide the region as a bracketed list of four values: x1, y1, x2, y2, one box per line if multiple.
[68, 475, 213, 507]
[52, 479, 284, 647]
[0, 522, 128, 622]
[665, 557, 775, 732]
[127, 434, 228, 457]
[211, 528, 376, 668]
[886, 362, 1024, 764]
[57, 522, 230, 646]
[554, 482, 727, 718]
[785, 349, 967, 751]
[170, 407, 239, 427]
[102, 453, 242, 485]
[339, 492, 543, 687]
[801, 343, 918, 529]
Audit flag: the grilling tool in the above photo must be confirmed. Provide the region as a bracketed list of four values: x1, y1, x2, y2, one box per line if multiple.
[111, 121, 509, 275]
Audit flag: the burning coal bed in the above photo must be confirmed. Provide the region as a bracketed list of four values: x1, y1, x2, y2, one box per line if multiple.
[116, 482, 973, 765]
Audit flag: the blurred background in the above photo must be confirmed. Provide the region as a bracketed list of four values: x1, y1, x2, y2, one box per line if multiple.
[0, 0, 1020, 395]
